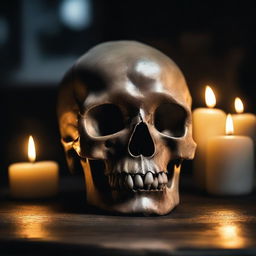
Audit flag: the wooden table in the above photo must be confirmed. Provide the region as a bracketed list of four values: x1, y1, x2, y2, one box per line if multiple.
[0, 175, 255, 256]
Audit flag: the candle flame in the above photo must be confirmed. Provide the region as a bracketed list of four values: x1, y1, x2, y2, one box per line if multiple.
[234, 97, 244, 114]
[28, 136, 36, 163]
[205, 86, 216, 108]
[226, 114, 234, 135]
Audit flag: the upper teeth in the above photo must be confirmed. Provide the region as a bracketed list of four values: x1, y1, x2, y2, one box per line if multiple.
[108, 171, 169, 191]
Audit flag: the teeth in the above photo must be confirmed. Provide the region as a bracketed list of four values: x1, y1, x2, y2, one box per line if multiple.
[158, 173, 163, 185]
[152, 177, 158, 189]
[109, 171, 170, 191]
[144, 172, 154, 185]
[123, 161, 129, 173]
[162, 172, 168, 184]
[134, 175, 144, 189]
[126, 175, 134, 189]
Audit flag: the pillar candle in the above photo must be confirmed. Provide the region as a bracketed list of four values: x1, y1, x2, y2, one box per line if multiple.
[192, 86, 226, 190]
[8, 136, 59, 199]
[232, 97, 256, 142]
[206, 114, 254, 195]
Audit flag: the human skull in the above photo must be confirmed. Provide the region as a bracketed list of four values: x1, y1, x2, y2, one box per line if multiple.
[57, 41, 196, 215]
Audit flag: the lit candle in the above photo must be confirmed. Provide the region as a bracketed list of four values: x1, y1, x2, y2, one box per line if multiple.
[206, 114, 254, 195]
[232, 97, 256, 142]
[192, 86, 226, 189]
[9, 136, 59, 199]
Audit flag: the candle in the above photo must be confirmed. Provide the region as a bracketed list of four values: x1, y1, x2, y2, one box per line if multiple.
[206, 114, 254, 195]
[192, 86, 226, 190]
[232, 97, 256, 141]
[9, 136, 59, 199]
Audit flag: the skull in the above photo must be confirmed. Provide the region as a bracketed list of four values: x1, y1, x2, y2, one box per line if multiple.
[57, 41, 196, 215]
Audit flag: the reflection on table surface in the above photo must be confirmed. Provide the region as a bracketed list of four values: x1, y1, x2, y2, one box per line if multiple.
[0, 177, 255, 256]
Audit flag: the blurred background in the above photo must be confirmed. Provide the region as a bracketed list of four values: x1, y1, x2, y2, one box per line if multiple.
[0, 0, 256, 183]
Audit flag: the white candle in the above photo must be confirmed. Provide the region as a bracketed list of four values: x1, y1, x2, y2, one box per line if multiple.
[232, 97, 256, 141]
[9, 136, 59, 199]
[206, 114, 254, 195]
[192, 86, 226, 189]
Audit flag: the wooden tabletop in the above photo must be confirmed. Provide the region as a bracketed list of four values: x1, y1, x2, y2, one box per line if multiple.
[0, 175, 255, 256]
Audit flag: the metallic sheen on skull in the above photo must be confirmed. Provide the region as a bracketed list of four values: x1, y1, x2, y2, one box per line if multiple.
[57, 41, 196, 215]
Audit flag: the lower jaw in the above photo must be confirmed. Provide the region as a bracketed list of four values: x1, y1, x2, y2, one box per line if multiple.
[107, 165, 181, 215]
[83, 160, 181, 215]
[109, 186, 179, 216]
[111, 186, 167, 198]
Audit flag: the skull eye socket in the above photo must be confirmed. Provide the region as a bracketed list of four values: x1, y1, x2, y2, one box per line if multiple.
[154, 102, 187, 137]
[86, 104, 125, 137]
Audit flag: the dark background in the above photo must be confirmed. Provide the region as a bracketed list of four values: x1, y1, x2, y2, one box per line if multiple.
[0, 0, 256, 183]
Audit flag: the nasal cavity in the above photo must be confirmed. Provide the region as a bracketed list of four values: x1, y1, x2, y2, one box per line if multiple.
[128, 122, 155, 157]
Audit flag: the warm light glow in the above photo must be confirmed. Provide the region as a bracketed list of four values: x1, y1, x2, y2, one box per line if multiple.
[11, 206, 52, 239]
[221, 225, 237, 238]
[226, 114, 234, 135]
[205, 86, 216, 108]
[28, 136, 36, 163]
[170, 164, 181, 190]
[218, 224, 244, 248]
[214, 210, 245, 248]
[234, 97, 244, 114]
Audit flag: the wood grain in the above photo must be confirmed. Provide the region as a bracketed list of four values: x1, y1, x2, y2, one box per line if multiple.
[0, 175, 255, 256]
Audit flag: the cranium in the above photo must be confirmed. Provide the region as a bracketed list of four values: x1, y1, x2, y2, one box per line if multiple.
[57, 41, 196, 215]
